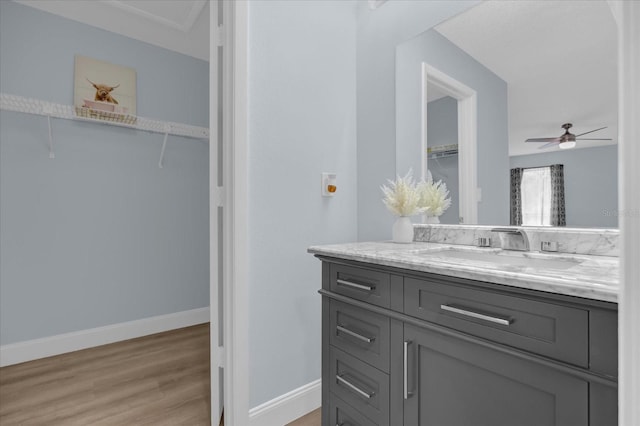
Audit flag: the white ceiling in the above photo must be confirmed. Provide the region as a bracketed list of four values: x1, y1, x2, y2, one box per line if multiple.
[435, 0, 617, 156]
[14, 0, 210, 61]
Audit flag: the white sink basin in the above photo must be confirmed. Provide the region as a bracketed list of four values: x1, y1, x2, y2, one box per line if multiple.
[421, 248, 582, 270]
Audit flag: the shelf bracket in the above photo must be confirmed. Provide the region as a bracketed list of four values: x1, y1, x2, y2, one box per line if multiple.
[158, 124, 171, 168]
[43, 106, 55, 159]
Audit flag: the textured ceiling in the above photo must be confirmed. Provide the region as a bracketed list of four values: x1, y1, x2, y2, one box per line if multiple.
[435, 0, 617, 156]
[14, 0, 210, 61]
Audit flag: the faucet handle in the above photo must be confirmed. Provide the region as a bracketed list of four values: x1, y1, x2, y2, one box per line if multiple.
[477, 237, 492, 247]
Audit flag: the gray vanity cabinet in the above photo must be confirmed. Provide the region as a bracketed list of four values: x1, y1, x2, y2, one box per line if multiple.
[319, 257, 618, 426]
[402, 323, 588, 425]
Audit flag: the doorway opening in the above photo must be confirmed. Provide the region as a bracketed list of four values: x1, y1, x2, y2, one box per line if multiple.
[421, 63, 478, 224]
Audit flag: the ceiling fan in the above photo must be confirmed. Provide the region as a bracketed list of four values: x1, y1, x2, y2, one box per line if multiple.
[525, 123, 612, 149]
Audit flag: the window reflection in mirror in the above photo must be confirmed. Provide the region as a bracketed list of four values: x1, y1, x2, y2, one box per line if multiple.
[511, 165, 566, 227]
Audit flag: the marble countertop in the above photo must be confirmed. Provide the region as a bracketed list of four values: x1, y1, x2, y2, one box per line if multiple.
[308, 241, 619, 303]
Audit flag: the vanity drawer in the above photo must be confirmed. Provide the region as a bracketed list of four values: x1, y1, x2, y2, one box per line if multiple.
[329, 393, 379, 426]
[330, 300, 390, 372]
[404, 276, 589, 367]
[330, 263, 390, 308]
[329, 347, 389, 426]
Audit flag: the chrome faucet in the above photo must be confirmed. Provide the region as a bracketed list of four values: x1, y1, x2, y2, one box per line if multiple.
[490, 228, 530, 251]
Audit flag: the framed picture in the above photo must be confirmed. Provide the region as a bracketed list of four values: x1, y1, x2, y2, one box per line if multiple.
[74, 55, 136, 122]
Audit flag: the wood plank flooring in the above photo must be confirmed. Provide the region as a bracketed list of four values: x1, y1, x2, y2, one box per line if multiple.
[286, 408, 321, 426]
[0, 324, 210, 425]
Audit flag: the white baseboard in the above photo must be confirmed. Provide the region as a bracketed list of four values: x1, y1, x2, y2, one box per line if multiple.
[0, 307, 209, 367]
[249, 379, 321, 426]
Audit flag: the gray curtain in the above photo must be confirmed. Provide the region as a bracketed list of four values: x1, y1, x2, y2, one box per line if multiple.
[510, 168, 523, 225]
[550, 164, 566, 226]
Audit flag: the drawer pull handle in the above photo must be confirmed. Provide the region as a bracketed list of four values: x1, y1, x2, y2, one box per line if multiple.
[336, 279, 375, 292]
[336, 325, 375, 343]
[404, 340, 412, 399]
[336, 374, 374, 399]
[440, 304, 512, 326]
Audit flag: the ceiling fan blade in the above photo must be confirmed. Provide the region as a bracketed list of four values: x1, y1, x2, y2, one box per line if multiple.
[576, 138, 613, 141]
[574, 126, 607, 137]
[538, 141, 559, 149]
[526, 137, 561, 143]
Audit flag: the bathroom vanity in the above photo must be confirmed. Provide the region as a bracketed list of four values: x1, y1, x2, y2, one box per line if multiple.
[309, 226, 619, 426]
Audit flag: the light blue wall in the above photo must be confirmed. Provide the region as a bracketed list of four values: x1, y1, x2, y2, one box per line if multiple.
[396, 28, 509, 226]
[248, 0, 358, 407]
[356, 0, 480, 240]
[427, 96, 459, 224]
[0, 2, 209, 345]
[510, 146, 618, 228]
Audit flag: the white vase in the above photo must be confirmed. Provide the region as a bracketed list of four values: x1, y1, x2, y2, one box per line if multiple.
[426, 215, 440, 224]
[392, 216, 414, 243]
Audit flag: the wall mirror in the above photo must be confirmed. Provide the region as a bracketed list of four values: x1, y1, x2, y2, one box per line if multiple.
[395, 0, 618, 228]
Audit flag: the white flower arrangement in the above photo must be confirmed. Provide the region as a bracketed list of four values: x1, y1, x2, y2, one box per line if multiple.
[417, 170, 452, 217]
[380, 170, 425, 217]
[381, 169, 452, 218]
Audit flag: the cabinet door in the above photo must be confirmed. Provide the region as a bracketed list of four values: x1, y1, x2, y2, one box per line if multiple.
[402, 324, 588, 426]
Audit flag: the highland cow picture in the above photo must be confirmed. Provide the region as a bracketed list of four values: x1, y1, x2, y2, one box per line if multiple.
[74, 55, 136, 117]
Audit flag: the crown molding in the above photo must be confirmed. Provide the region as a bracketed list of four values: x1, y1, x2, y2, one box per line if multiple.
[105, 0, 207, 33]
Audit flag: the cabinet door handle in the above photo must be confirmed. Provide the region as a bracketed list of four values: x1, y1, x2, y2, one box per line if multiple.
[404, 340, 412, 399]
[336, 374, 374, 399]
[336, 278, 375, 292]
[336, 325, 375, 343]
[440, 304, 512, 326]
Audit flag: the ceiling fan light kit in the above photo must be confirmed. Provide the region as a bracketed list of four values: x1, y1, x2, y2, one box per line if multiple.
[525, 122, 612, 150]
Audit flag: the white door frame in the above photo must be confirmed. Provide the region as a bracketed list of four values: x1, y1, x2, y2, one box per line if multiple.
[210, 1, 250, 425]
[613, 1, 640, 424]
[221, 2, 640, 425]
[422, 63, 478, 224]
[209, 2, 221, 425]
[226, 1, 250, 424]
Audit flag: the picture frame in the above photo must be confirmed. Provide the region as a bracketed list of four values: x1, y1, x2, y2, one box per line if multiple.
[74, 55, 137, 123]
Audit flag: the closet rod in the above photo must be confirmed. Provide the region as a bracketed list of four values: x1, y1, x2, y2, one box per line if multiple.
[0, 93, 209, 140]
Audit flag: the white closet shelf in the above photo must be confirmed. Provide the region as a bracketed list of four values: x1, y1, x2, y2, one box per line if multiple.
[0, 93, 209, 139]
[427, 151, 458, 160]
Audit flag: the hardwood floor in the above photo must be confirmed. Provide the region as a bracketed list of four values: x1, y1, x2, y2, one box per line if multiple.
[0, 324, 210, 425]
[286, 408, 321, 426]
